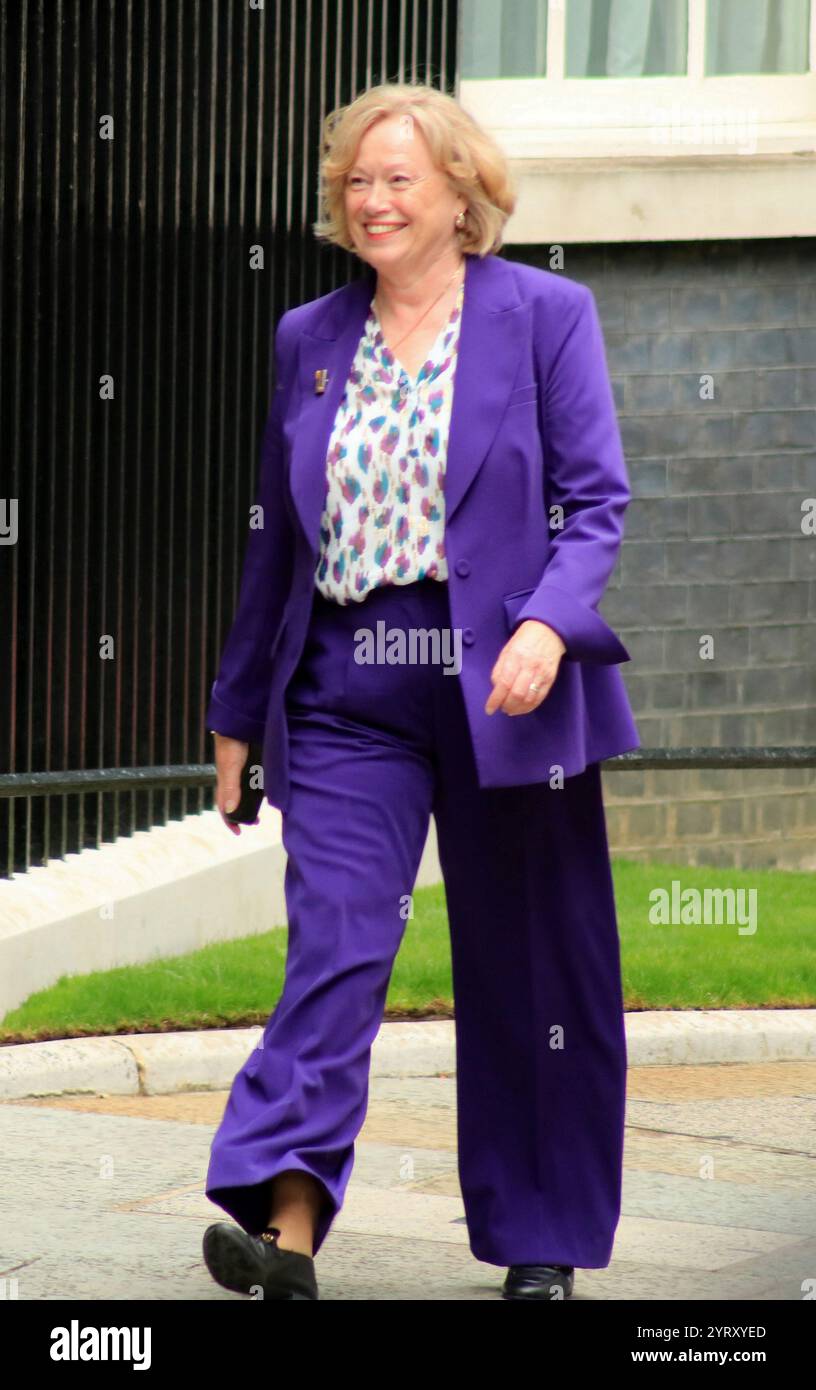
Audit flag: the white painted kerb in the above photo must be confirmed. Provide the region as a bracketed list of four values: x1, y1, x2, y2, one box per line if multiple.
[0, 805, 440, 1020]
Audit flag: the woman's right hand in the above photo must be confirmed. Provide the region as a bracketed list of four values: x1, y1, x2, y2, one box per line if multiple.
[212, 733, 250, 836]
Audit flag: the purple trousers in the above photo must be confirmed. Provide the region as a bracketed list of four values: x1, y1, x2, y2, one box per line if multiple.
[205, 577, 628, 1268]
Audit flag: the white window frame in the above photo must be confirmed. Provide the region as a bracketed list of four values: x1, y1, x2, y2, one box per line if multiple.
[457, 0, 816, 242]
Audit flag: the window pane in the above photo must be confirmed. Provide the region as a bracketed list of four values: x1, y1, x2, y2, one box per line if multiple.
[706, 0, 811, 74]
[566, 0, 688, 76]
[460, 0, 547, 78]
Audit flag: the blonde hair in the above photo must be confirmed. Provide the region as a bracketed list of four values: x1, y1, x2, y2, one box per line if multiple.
[312, 82, 516, 258]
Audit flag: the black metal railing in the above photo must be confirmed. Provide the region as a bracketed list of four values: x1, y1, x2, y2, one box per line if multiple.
[0, 0, 458, 878]
[1, 747, 814, 802]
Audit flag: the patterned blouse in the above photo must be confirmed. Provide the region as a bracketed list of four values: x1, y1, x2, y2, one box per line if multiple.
[314, 277, 465, 605]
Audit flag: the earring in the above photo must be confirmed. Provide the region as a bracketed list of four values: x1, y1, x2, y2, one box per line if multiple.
[455, 210, 466, 229]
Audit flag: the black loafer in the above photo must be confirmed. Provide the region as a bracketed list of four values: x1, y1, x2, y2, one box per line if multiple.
[203, 1222, 319, 1301]
[502, 1263, 575, 1300]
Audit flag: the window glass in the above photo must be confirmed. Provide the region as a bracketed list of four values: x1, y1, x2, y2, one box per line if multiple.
[460, 1, 811, 80]
[706, 0, 811, 74]
[566, 0, 688, 77]
[460, 0, 548, 77]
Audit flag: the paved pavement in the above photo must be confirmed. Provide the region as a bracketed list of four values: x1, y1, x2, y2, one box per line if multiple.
[2, 1042, 815, 1301]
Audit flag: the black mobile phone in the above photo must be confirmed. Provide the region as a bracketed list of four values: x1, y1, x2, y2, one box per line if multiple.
[223, 741, 266, 824]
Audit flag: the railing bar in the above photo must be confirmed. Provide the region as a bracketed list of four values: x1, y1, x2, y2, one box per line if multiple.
[2, 748, 816, 800]
[23, 0, 44, 869]
[117, 0, 135, 845]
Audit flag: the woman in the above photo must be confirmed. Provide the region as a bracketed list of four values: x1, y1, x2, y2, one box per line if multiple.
[201, 82, 640, 1302]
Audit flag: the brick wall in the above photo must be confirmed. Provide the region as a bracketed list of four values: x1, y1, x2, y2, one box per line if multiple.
[511, 239, 816, 869]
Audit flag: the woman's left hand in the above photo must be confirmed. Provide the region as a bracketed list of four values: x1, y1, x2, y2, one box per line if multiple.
[485, 620, 567, 716]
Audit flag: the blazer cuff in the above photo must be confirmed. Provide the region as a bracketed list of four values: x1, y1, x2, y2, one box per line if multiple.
[205, 689, 267, 744]
[511, 582, 631, 665]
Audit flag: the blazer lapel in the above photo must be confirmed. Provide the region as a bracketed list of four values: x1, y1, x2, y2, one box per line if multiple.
[287, 252, 527, 555]
[287, 272, 373, 555]
[444, 253, 526, 522]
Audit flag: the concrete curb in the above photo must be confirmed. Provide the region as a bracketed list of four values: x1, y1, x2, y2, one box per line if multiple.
[1, 1011, 815, 1101]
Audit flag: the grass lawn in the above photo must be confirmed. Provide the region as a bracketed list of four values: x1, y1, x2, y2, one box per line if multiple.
[2, 857, 814, 1044]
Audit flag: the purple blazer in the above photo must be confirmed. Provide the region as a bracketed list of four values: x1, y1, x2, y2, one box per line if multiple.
[205, 251, 641, 811]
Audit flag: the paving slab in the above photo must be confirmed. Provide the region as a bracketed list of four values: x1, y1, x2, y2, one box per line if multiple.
[2, 1061, 815, 1301]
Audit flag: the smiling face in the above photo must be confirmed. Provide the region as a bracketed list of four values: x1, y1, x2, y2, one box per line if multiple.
[344, 113, 466, 274]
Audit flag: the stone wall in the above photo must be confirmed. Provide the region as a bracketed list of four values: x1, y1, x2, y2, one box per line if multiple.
[510, 240, 816, 868]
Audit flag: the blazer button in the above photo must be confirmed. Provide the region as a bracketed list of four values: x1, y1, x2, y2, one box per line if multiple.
[454, 558, 471, 578]
[462, 628, 475, 646]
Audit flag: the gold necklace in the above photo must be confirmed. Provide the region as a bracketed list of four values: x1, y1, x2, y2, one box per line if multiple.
[375, 261, 464, 353]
